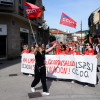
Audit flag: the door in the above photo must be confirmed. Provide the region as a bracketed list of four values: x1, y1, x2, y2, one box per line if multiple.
[0, 36, 6, 58]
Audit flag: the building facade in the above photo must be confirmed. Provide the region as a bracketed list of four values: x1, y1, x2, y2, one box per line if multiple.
[0, 0, 49, 59]
[50, 28, 87, 44]
[72, 32, 86, 43]
[88, 7, 100, 43]
[50, 29, 66, 43]
[50, 28, 73, 43]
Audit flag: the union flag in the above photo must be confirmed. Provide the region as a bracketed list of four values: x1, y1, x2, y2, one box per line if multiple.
[60, 12, 77, 28]
[24, 2, 41, 17]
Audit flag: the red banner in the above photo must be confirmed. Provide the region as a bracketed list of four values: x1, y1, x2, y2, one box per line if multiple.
[60, 12, 77, 28]
[24, 2, 41, 17]
[49, 41, 59, 45]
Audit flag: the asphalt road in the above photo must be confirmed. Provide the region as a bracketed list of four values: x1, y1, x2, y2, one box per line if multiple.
[0, 55, 100, 100]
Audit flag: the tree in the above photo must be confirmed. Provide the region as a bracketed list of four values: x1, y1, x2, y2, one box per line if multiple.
[49, 35, 56, 42]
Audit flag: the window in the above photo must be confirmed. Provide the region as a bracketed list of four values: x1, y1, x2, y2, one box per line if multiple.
[26, 0, 36, 4]
[19, 0, 23, 9]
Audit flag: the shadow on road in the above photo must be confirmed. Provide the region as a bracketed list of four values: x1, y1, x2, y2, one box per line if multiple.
[0, 57, 21, 70]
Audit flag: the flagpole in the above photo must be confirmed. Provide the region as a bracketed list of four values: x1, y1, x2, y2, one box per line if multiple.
[81, 20, 82, 44]
[28, 18, 37, 44]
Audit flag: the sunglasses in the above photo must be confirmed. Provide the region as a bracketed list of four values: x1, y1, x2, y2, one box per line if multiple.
[85, 45, 89, 46]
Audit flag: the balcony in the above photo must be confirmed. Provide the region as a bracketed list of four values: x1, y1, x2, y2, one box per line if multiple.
[0, 0, 14, 6]
[0, 0, 14, 13]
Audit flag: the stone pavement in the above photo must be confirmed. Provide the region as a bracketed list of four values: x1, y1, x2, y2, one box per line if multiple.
[0, 56, 100, 100]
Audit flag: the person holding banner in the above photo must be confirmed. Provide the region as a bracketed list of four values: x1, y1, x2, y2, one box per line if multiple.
[21, 44, 30, 55]
[83, 42, 99, 86]
[69, 44, 80, 55]
[83, 43, 94, 55]
[31, 43, 57, 95]
[56, 44, 67, 55]
[69, 44, 80, 83]
[60, 44, 67, 54]
[30, 46, 35, 54]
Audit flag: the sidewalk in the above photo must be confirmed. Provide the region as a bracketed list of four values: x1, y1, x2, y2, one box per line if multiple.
[0, 57, 100, 100]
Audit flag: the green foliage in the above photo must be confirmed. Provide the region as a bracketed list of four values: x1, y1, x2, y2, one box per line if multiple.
[49, 35, 56, 42]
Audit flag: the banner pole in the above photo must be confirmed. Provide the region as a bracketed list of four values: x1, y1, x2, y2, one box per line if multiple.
[28, 18, 37, 44]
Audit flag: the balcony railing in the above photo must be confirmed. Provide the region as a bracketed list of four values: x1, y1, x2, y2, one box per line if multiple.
[0, 0, 14, 6]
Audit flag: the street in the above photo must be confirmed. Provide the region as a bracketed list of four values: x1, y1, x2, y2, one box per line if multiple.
[0, 55, 100, 100]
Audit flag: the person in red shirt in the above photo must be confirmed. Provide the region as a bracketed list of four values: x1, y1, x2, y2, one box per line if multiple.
[58, 44, 67, 55]
[83, 43, 94, 55]
[21, 44, 30, 55]
[56, 43, 61, 54]
[69, 44, 80, 83]
[30, 46, 35, 54]
[69, 44, 80, 55]
[82, 42, 99, 86]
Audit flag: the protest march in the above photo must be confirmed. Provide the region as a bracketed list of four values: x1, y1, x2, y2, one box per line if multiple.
[21, 1, 100, 96]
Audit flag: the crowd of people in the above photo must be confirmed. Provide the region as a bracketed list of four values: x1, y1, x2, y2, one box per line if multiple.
[49, 42, 100, 56]
[21, 41, 100, 56]
[21, 41, 100, 96]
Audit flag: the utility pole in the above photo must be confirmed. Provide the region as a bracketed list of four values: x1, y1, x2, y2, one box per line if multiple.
[81, 21, 82, 44]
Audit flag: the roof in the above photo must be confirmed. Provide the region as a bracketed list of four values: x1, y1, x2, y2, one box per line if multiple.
[75, 32, 86, 34]
[73, 35, 78, 37]
[50, 30, 64, 34]
[76, 30, 89, 33]
[64, 33, 73, 35]
[78, 37, 84, 40]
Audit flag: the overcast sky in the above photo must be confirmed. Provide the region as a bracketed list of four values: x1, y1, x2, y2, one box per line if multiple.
[42, 0, 100, 33]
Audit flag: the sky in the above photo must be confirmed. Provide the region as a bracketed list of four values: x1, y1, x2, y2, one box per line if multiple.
[42, 0, 100, 33]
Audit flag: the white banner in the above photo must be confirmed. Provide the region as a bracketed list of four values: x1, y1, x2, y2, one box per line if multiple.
[21, 54, 35, 74]
[21, 54, 97, 84]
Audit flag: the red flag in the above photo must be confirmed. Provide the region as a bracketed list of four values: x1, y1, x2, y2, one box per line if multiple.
[98, 37, 100, 44]
[24, 2, 41, 17]
[89, 35, 92, 44]
[60, 12, 77, 28]
[49, 41, 59, 45]
[72, 41, 77, 45]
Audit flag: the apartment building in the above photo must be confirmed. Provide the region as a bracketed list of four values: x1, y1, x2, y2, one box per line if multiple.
[50, 28, 73, 43]
[88, 7, 100, 43]
[0, 0, 49, 59]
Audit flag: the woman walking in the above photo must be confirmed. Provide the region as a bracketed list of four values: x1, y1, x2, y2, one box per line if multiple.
[31, 43, 57, 95]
